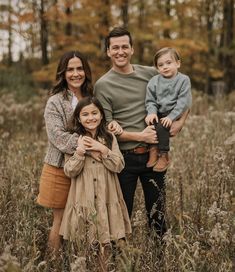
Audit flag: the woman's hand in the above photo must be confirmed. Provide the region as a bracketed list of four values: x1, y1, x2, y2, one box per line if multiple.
[83, 136, 109, 156]
[76, 135, 86, 156]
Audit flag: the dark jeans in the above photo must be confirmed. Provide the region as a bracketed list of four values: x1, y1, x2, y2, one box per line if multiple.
[154, 120, 170, 152]
[118, 152, 167, 237]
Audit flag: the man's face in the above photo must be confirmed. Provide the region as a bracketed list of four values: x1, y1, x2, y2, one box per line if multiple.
[107, 35, 134, 72]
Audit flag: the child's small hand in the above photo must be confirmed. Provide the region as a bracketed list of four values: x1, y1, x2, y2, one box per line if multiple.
[83, 136, 109, 156]
[89, 151, 102, 162]
[108, 120, 123, 135]
[145, 114, 158, 125]
[160, 117, 172, 128]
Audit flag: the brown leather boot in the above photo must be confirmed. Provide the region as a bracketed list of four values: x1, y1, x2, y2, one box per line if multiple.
[153, 152, 170, 172]
[146, 146, 158, 168]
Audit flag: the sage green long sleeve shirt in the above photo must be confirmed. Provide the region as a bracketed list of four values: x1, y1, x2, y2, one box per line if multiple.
[94, 65, 156, 150]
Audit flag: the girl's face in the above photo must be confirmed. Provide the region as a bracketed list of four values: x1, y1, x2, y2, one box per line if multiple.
[156, 52, 180, 78]
[79, 103, 102, 135]
[65, 57, 86, 93]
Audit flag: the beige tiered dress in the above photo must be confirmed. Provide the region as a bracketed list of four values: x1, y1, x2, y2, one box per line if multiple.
[59, 136, 131, 244]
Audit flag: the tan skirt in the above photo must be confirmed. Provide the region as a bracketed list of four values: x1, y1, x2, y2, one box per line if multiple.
[37, 163, 71, 209]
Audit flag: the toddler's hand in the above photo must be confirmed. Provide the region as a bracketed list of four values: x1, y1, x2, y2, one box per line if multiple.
[145, 114, 158, 125]
[160, 117, 172, 128]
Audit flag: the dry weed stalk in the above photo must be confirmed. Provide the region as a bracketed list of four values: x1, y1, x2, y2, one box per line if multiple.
[0, 90, 234, 271]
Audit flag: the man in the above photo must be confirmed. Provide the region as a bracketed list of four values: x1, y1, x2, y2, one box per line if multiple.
[94, 27, 188, 237]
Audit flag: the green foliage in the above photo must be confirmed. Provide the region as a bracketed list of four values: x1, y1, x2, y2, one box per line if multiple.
[0, 65, 38, 102]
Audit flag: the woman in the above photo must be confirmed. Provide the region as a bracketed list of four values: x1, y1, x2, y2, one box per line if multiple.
[37, 51, 93, 252]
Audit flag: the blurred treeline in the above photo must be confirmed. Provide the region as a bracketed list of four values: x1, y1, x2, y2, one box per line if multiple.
[0, 0, 235, 95]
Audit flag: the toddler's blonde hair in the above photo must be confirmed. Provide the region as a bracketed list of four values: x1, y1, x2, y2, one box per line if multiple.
[154, 47, 180, 67]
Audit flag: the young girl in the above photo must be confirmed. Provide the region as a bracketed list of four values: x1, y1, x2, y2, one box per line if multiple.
[59, 97, 131, 252]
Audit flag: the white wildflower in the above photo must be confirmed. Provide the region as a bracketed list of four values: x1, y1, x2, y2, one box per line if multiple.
[224, 133, 235, 145]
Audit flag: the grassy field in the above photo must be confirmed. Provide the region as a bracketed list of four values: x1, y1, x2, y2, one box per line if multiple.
[0, 89, 234, 272]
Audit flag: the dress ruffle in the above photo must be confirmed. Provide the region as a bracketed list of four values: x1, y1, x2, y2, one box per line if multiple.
[60, 200, 131, 244]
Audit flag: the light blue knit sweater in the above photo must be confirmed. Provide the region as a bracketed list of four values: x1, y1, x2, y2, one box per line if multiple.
[145, 72, 192, 121]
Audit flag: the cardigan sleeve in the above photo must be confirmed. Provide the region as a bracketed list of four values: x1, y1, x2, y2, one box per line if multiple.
[44, 96, 78, 154]
[64, 153, 85, 178]
[102, 135, 125, 173]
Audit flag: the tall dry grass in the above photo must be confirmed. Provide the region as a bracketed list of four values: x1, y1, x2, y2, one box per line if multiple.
[0, 90, 234, 272]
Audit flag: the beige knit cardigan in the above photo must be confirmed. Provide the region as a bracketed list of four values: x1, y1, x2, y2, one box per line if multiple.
[43, 91, 78, 167]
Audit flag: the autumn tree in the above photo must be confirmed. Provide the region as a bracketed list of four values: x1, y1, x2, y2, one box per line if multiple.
[39, 0, 49, 65]
[120, 0, 129, 28]
[220, 0, 234, 93]
[0, 0, 14, 66]
[0, 0, 235, 93]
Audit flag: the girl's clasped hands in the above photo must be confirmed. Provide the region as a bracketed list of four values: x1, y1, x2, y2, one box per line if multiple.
[76, 135, 109, 161]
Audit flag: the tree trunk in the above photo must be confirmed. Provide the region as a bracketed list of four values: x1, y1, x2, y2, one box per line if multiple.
[221, 0, 234, 93]
[7, 0, 13, 66]
[30, 0, 37, 57]
[65, 0, 72, 36]
[98, 0, 111, 71]
[40, 0, 49, 65]
[205, 0, 215, 94]
[52, 0, 63, 51]
[137, 0, 145, 63]
[163, 0, 171, 39]
[121, 0, 129, 28]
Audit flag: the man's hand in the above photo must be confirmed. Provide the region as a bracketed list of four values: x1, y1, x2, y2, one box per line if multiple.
[140, 125, 158, 144]
[108, 120, 123, 135]
[170, 110, 190, 137]
[160, 116, 172, 128]
[170, 120, 183, 137]
[145, 114, 158, 126]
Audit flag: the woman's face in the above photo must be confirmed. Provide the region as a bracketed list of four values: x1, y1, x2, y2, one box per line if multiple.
[79, 103, 102, 135]
[65, 57, 86, 93]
